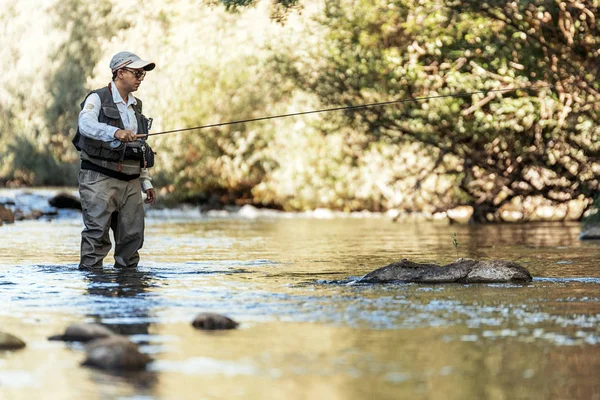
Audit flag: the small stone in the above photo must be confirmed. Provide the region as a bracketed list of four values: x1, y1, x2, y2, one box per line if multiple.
[82, 336, 152, 371]
[192, 313, 239, 330]
[0, 332, 26, 350]
[24, 210, 44, 220]
[48, 323, 115, 342]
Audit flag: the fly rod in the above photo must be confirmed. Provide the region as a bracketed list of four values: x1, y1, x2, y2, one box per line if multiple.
[146, 84, 551, 137]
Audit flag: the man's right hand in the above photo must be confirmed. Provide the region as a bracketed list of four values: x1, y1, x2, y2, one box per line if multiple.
[115, 129, 146, 142]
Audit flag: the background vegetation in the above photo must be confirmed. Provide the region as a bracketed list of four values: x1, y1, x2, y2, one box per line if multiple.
[0, 0, 598, 222]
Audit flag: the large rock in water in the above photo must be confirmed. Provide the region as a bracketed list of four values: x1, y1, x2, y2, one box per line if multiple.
[359, 258, 533, 283]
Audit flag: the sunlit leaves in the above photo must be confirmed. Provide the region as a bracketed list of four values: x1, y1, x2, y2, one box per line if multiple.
[282, 0, 600, 220]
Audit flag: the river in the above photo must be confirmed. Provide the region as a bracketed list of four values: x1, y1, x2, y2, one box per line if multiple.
[0, 195, 599, 399]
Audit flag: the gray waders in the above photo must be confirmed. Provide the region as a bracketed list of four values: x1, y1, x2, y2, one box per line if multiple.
[78, 169, 145, 269]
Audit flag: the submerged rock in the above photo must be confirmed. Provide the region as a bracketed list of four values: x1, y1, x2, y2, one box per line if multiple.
[360, 258, 533, 283]
[192, 313, 239, 330]
[0, 332, 26, 350]
[82, 336, 152, 371]
[48, 323, 115, 342]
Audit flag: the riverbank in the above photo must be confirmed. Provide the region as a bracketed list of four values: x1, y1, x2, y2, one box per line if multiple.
[0, 187, 417, 223]
[1, 187, 595, 228]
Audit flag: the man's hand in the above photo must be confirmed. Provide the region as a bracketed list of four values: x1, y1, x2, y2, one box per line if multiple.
[144, 188, 156, 205]
[115, 129, 146, 142]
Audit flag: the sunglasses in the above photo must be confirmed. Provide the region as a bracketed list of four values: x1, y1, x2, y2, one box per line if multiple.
[122, 68, 146, 79]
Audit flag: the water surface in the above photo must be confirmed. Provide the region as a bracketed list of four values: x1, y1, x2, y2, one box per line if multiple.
[1, 213, 599, 399]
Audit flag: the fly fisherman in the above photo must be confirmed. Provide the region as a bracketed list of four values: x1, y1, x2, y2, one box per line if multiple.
[73, 51, 157, 270]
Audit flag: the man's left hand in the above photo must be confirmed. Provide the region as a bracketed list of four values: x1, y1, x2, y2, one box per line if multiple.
[145, 188, 156, 205]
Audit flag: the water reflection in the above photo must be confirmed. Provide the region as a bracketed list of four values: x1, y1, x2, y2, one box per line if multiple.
[83, 268, 155, 336]
[83, 268, 159, 393]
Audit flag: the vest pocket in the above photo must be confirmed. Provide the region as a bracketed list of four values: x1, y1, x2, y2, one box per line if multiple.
[102, 106, 121, 120]
[83, 138, 125, 161]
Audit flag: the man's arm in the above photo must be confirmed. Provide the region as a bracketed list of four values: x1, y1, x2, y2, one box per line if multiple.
[78, 94, 139, 143]
[140, 168, 156, 204]
[78, 94, 119, 142]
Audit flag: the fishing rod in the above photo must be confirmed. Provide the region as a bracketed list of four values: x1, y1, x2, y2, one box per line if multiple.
[146, 84, 551, 137]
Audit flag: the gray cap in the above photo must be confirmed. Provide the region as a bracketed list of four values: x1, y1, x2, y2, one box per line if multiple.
[109, 51, 155, 72]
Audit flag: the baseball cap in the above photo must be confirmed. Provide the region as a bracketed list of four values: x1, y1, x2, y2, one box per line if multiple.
[110, 51, 156, 72]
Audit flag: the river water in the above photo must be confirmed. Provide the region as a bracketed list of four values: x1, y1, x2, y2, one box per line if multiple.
[0, 200, 599, 399]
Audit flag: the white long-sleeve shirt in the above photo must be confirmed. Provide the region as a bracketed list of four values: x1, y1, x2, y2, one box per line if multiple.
[78, 81, 153, 191]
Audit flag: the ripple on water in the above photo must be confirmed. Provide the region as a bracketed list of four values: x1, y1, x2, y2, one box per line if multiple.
[151, 357, 261, 376]
[534, 277, 600, 284]
[1, 205, 600, 399]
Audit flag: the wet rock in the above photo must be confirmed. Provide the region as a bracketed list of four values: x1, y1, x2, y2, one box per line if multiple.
[13, 209, 45, 220]
[0, 205, 15, 224]
[25, 209, 45, 220]
[82, 336, 152, 371]
[0, 332, 26, 350]
[192, 313, 239, 330]
[359, 258, 533, 283]
[48, 323, 115, 342]
[48, 193, 81, 210]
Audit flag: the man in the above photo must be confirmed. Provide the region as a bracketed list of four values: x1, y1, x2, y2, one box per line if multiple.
[74, 51, 156, 270]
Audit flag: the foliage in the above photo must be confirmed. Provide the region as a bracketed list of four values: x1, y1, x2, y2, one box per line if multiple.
[155, 55, 283, 205]
[44, 0, 129, 159]
[1, 136, 78, 186]
[274, 0, 600, 221]
[583, 193, 600, 227]
[218, 0, 302, 22]
[0, 0, 598, 222]
[0, 0, 127, 185]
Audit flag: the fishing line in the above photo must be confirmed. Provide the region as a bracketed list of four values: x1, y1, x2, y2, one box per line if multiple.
[146, 84, 551, 137]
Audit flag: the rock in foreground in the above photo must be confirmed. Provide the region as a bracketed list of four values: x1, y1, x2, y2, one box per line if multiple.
[82, 336, 152, 371]
[192, 313, 239, 330]
[0, 332, 26, 350]
[360, 258, 532, 283]
[48, 323, 115, 342]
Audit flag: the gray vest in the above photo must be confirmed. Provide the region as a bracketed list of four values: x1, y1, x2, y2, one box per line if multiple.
[74, 85, 150, 176]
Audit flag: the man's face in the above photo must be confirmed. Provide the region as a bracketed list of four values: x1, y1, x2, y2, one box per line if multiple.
[119, 68, 146, 92]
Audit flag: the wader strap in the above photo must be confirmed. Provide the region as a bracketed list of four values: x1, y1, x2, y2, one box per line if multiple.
[81, 160, 140, 181]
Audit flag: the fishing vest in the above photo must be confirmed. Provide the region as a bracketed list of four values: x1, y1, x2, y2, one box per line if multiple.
[73, 85, 152, 180]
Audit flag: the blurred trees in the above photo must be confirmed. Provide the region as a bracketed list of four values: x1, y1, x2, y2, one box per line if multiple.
[0, 0, 598, 222]
[45, 0, 129, 158]
[272, 0, 600, 221]
[0, 0, 125, 185]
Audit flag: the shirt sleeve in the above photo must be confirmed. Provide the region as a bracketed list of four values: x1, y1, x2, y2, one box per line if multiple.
[78, 93, 120, 142]
[140, 168, 153, 192]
